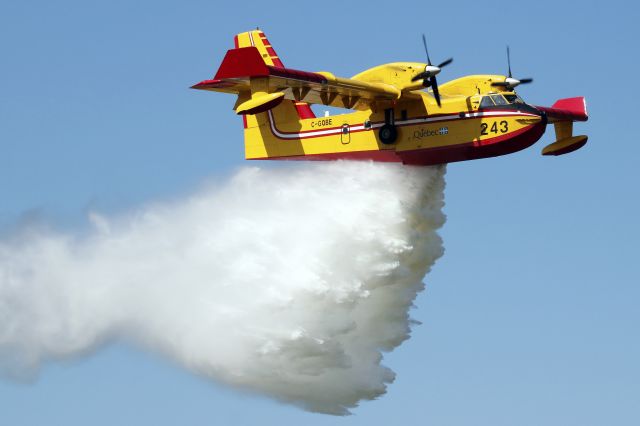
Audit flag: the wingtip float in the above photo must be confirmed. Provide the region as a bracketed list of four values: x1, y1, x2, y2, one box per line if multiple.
[192, 30, 589, 166]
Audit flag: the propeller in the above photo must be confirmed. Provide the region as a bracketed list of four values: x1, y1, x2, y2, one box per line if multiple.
[491, 46, 533, 89]
[410, 34, 453, 107]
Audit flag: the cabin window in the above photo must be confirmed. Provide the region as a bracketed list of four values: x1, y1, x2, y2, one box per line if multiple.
[480, 96, 495, 108]
[490, 94, 508, 106]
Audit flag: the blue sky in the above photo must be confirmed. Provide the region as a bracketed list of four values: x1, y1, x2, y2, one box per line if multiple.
[1, 0, 639, 424]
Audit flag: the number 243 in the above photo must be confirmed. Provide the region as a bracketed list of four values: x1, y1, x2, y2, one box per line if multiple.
[480, 120, 508, 135]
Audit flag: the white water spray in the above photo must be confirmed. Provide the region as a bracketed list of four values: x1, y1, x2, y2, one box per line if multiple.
[0, 161, 446, 415]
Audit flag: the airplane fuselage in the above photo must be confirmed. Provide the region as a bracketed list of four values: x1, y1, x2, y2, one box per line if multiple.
[244, 89, 548, 165]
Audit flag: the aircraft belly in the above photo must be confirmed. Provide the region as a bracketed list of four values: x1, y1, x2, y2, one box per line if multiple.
[397, 119, 546, 165]
[396, 114, 537, 150]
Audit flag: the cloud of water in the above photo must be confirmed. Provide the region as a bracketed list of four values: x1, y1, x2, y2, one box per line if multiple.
[0, 161, 446, 415]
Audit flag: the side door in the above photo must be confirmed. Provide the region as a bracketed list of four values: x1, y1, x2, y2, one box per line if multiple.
[341, 123, 350, 144]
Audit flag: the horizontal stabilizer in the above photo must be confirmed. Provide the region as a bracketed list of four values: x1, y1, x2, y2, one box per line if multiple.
[536, 97, 588, 123]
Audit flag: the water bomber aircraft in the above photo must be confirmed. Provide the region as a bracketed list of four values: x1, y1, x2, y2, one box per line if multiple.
[192, 30, 588, 165]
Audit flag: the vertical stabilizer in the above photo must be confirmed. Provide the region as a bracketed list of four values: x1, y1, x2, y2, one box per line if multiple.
[234, 30, 316, 121]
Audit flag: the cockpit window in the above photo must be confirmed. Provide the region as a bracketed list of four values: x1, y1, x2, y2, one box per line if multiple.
[490, 94, 508, 106]
[479, 96, 495, 108]
[504, 94, 524, 104]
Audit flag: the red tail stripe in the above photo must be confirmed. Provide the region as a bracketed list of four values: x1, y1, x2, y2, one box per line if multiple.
[272, 58, 285, 68]
[265, 47, 278, 58]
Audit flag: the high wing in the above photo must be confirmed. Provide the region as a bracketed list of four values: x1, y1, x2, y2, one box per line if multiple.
[191, 46, 411, 112]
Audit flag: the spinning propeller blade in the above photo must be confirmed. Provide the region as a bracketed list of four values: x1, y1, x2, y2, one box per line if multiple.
[411, 34, 453, 107]
[491, 46, 533, 89]
[431, 75, 441, 107]
[437, 58, 453, 68]
[422, 34, 432, 65]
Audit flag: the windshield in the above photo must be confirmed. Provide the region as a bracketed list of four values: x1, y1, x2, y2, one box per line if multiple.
[490, 94, 508, 106]
[480, 94, 525, 108]
[480, 96, 495, 108]
[504, 94, 524, 104]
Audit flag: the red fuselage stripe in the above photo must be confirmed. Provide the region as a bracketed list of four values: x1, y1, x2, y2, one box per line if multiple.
[265, 110, 539, 140]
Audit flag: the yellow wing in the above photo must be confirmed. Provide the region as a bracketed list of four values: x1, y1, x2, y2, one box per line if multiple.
[192, 46, 410, 112]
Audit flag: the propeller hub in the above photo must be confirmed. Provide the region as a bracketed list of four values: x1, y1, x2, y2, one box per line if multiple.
[505, 77, 521, 87]
[425, 65, 441, 76]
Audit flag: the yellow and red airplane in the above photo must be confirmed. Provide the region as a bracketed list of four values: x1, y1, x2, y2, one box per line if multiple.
[192, 30, 588, 165]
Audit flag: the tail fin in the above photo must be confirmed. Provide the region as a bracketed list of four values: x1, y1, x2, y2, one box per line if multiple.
[234, 30, 315, 120]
